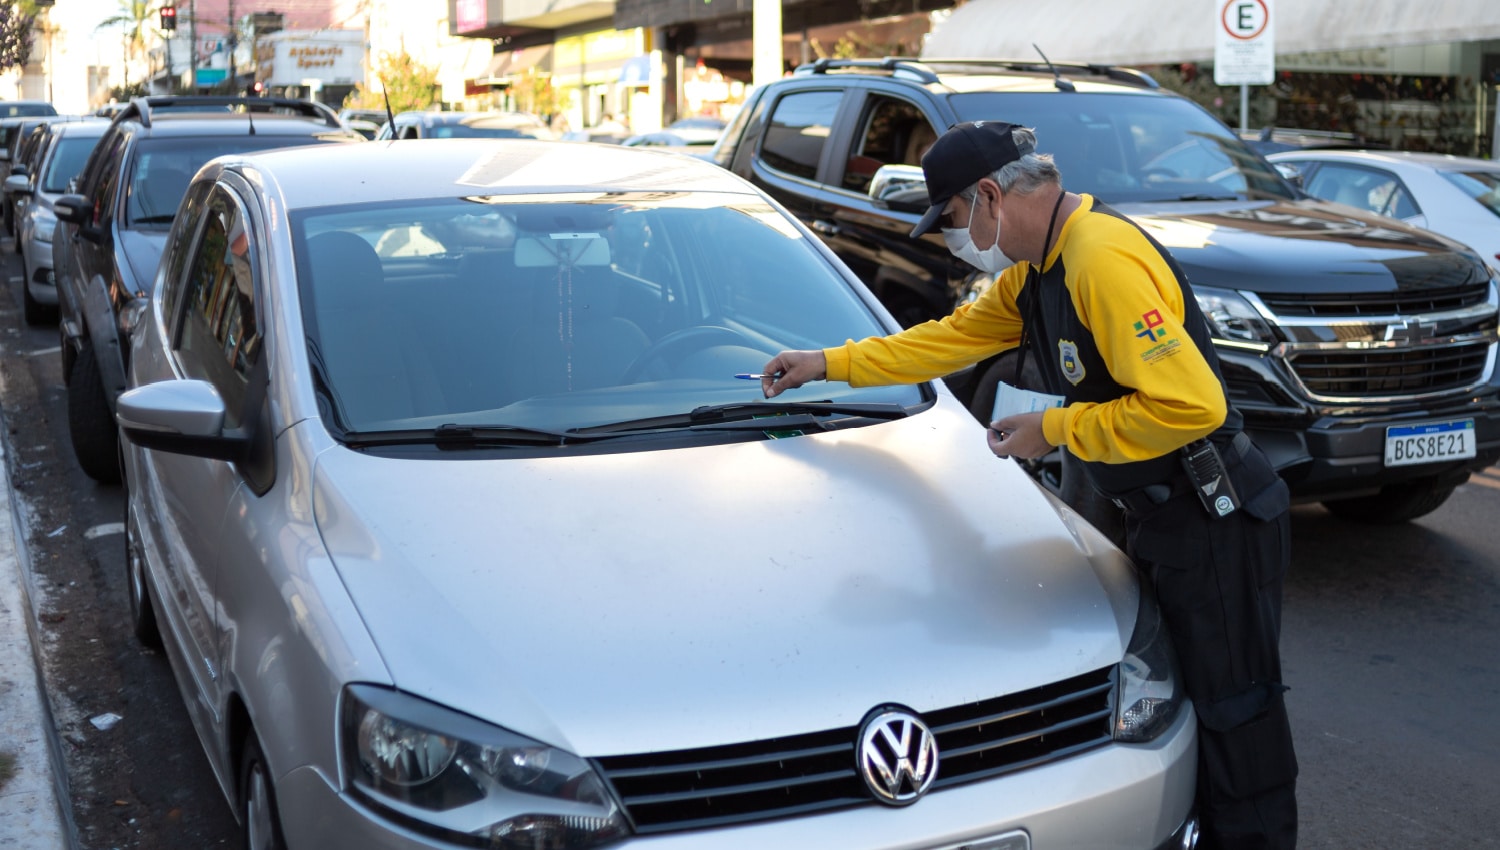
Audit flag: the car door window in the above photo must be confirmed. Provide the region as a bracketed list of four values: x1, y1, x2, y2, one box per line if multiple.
[840, 94, 937, 194]
[760, 90, 842, 180]
[1304, 163, 1420, 220]
[85, 132, 128, 227]
[173, 188, 261, 425]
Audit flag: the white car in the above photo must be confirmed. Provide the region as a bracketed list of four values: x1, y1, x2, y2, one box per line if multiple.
[1266, 149, 1500, 265]
[118, 139, 1196, 849]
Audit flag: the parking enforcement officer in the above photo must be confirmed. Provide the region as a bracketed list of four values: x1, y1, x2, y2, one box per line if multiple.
[760, 121, 1299, 850]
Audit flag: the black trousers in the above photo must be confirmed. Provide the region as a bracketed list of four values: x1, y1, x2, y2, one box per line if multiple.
[1121, 441, 1299, 850]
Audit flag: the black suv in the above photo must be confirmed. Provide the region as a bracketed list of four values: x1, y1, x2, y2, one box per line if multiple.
[714, 58, 1500, 523]
[53, 95, 364, 482]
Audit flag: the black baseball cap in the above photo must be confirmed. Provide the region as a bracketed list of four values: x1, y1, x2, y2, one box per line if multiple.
[910, 120, 1034, 237]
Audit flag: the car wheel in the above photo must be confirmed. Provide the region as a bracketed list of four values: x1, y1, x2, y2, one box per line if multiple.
[67, 340, 122, 483]
[124, 498, 161, 648]
[1321, 477, 1459, 524]
[240, 733, 289, 850]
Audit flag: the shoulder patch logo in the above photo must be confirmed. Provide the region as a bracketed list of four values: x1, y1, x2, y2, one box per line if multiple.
[1133, 309, 1167, 342]
[1058, 339, 1085, 385]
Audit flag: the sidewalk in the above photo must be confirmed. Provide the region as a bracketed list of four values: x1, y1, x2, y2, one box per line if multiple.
[0, 423, 72, 846]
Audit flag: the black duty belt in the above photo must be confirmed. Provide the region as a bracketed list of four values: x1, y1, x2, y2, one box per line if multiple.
[1111, 431, 1253, 514]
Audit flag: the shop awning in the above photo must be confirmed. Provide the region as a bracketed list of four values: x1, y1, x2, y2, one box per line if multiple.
[473, 45, 553, 86]
[922, 0, 1500, 66]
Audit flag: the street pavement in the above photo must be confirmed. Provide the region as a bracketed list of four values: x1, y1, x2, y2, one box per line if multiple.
[0, 402, 71, 848]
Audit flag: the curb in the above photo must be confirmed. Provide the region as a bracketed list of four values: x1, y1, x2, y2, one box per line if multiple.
[0, 380, 75, 846]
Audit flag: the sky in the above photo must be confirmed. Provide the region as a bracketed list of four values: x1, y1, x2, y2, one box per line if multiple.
[13, 0, 127, 112]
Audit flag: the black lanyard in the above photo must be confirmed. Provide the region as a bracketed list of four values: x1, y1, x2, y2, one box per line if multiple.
[1014, 189, 1068, 388]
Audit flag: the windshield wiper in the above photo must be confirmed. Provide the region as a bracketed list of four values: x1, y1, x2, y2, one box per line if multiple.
[1167, 193, 1239, 202]
[343, 423, 575, 448]
[572, 400, 912, 435]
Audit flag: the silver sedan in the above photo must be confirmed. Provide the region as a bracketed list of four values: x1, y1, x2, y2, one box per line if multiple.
[118, 139, 1196, 850]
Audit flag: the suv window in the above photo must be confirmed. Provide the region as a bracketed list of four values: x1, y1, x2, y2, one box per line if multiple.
[175, 188, 260, 423]
[85, 132, 129, 226]
[843, 95, 937, 194]
[952, 92, 1295, 203]
[761, 90, 843, 180]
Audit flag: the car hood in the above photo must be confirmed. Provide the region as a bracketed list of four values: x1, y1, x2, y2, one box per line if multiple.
[119, 229, 169, 293]
[312, 400, 1133, 757]
[1113, 198, 1488, 295]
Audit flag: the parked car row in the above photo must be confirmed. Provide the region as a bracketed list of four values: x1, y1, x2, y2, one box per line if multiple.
[2, 93, 1203, 849]
[2, 80, 1494, 850]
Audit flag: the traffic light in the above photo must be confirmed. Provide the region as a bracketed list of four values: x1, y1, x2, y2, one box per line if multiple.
[160, 5, 178, 33]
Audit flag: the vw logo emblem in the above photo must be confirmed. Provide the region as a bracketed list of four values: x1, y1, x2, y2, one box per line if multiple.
[856, 708, 939, 806]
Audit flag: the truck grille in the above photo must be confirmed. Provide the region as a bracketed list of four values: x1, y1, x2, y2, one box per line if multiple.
[1259, 282, 1491, 317]
[594, 666, 1115, 834]
[1288, 342, 1490, 397]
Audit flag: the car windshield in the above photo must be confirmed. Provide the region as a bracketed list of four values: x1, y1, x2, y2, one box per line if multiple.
[292, 192, 918, 436]
[128, 135, 351, 226]
[952, 92, 1297, 203]
[1439, 169, 1500, 220]
[42, 135, 102, 194]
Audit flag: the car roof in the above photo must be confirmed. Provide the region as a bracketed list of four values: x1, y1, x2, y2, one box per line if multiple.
[49, 120, 111, 139]
[1266, 149, 1500, 172]
[786, 57, 1164, 95]
[217, 138, 760, 209]
[123, 112, 365, 140]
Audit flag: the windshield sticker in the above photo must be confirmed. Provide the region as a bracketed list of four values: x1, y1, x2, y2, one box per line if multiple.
[1058, 340, 1085, 385]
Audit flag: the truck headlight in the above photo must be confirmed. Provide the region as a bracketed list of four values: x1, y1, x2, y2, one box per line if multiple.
[1115, 587, 1184, 743]
[1194, 285, 1277, 347]
[342, 685, 629, 849]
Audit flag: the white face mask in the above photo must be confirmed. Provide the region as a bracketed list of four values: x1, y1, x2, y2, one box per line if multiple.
[941, 191, 1014, 274]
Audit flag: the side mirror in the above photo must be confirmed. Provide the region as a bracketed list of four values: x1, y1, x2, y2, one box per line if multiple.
[10, 164, 27, 178]
[116, 379, 249, 462]
[1273, 162, 1303, 189]
[868, 164, 930, 214]
[53, 193, 90, 225]
[3, 173, 30, 196]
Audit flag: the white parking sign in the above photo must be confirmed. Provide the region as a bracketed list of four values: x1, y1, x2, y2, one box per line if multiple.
[1214, 0, 1275, 86]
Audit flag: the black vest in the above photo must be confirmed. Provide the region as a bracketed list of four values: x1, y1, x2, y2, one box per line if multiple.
[1018, 202, 1244, 498]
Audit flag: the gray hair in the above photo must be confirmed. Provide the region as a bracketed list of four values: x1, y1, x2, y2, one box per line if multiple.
[958, 127, 1061, 199]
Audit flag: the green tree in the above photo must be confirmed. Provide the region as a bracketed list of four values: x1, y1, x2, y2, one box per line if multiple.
[511, 67, 560, 119]
[96, 0, 162, 88]
[0, 1, 42, 73]
[343, 50, 440, 114]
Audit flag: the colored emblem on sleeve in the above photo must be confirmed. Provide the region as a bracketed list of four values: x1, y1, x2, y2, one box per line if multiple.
[1058, 339, 1085, 385]
[1134, 309, 1167, 342]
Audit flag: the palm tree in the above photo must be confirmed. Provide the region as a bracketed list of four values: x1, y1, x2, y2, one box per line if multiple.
[96, 0, 160, 89]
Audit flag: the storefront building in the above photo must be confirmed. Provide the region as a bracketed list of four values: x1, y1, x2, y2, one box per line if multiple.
[923, 0, 1500, 157]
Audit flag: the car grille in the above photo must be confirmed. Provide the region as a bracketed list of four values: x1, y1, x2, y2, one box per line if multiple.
[1288, 342, 1491, 397]
[1258, 282, 1491, 318]
[594, 666, 1115, 834]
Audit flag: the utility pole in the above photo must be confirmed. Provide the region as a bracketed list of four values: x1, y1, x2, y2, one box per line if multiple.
[227, 0, 236, 91]
[190, 0, 197, 92]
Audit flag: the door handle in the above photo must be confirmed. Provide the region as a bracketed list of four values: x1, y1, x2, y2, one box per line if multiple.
[811, 220, 840, 237]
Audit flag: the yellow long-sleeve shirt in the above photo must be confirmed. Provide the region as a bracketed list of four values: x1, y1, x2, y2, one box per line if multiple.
[824, 194, 1232, 474]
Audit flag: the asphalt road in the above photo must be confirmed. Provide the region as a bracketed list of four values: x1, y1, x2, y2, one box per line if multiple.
[1, 239, 1496, 848]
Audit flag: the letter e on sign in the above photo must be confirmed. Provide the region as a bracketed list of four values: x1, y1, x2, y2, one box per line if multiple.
[1213, 0, 1275, 86]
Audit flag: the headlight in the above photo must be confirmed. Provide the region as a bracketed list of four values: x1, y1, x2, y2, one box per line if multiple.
[35, 213, 55, 243]
[342, 685, 629, 849]
[1114, 587, 1184, 743]
[1193, 285, 1277, 347]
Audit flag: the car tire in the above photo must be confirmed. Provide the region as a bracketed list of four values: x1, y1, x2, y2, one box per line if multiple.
[67, 340, 122, 484]
[1321, 478, 1458, 524]
[240, 733, 289, 850]
[124, 499, 162, 648]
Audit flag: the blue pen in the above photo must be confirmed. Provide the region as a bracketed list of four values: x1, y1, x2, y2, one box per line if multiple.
[734, 373, 782, 380]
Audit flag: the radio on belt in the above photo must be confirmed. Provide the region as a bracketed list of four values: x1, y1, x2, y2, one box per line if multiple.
[1180, 438, 1240, 518]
